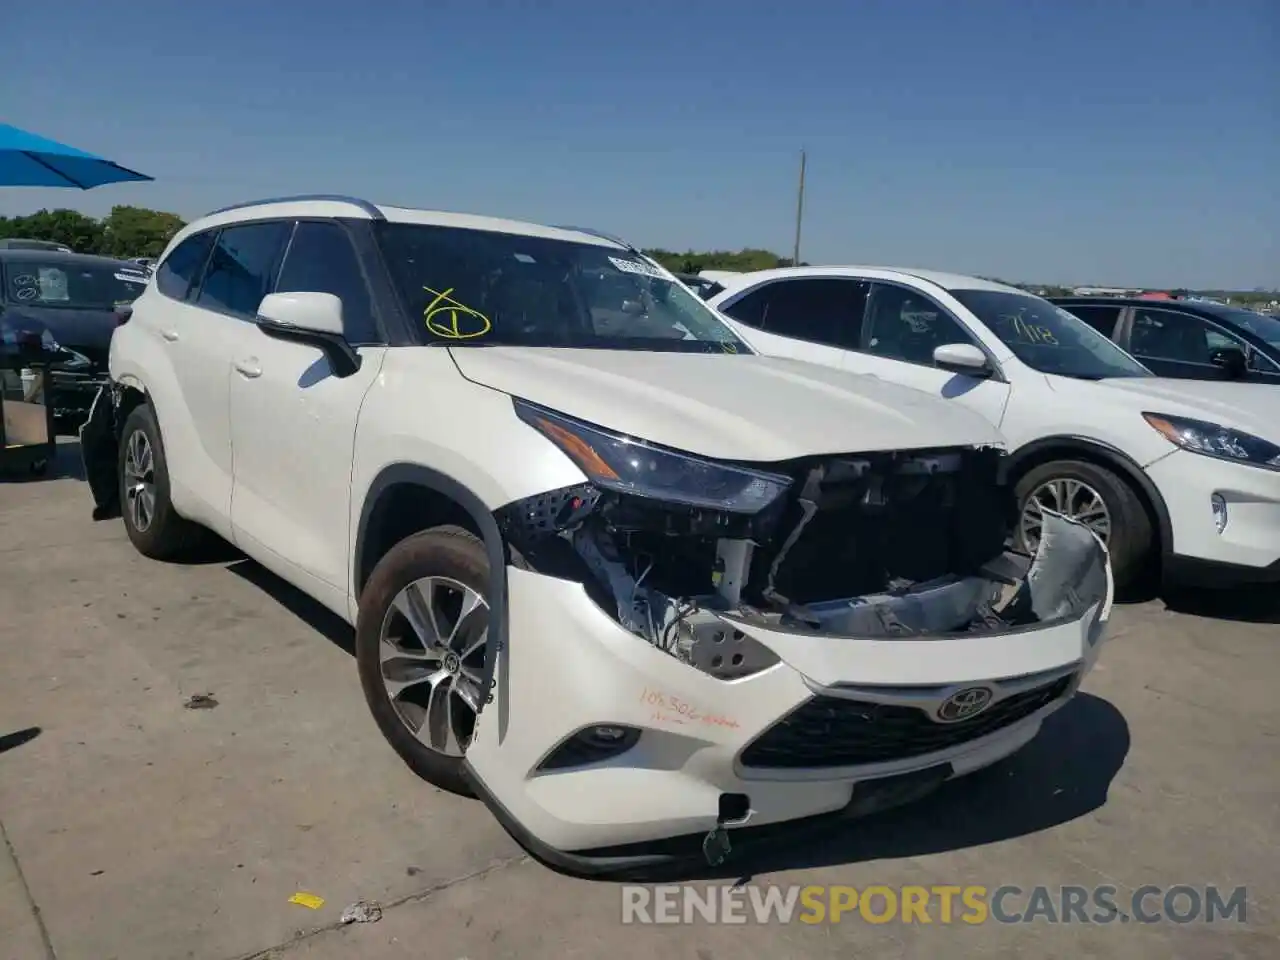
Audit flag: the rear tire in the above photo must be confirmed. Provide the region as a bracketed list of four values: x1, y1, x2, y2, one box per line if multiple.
[356, 526, 492, 797]
[118, 403, 206, 560]
[1014, 459, 1153, 591]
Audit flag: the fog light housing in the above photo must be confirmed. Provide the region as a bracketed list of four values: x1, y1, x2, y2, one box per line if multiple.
[537, 724, 641, 771]
[1211, 493, 1228, 533]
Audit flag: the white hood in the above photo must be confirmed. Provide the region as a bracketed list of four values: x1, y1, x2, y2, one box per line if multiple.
[449, 347, 1004, 462]
[1087, 377, 1280, 440]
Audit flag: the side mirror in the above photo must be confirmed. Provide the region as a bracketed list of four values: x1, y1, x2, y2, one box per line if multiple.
[933, 342, 992, 378]
[255, 292, 361, 378]
[1209, 346, 1247, 379]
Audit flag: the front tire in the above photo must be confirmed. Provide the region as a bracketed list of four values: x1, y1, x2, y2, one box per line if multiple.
[118, 403, 205, 560]
[1014, 458, 1153, 591]
[355, 526, 492, 797]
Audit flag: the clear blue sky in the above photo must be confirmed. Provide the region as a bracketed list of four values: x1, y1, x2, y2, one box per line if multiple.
[3, 0, 1276, 289]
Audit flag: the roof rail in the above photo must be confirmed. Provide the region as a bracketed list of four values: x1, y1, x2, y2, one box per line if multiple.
[203, 194, 385, 220]
[552, 224, 638, 252]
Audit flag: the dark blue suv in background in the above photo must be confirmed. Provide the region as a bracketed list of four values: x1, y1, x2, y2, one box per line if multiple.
[0, 249, 149, 431]
[1051, 296, 1280, 384]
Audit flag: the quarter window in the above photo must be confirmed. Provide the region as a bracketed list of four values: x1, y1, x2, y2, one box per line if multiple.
[194, 222, 291, 317]
[274, 222, 378, 342]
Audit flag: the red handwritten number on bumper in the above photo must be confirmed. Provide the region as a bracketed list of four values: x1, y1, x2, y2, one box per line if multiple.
[640, 689, 739, 729]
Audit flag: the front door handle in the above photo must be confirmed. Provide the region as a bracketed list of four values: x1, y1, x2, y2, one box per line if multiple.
[160, 329, 179, 342]
[234, 359, 262, 379]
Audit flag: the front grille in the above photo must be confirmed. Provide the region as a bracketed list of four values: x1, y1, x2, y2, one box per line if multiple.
[740, 675, 1073, 769]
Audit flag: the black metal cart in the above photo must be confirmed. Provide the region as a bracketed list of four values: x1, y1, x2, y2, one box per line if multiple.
[1, 333, 58, 476]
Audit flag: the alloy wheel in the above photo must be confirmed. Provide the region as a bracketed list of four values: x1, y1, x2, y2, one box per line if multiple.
[377, 576, 489, 757]
[1019, 476, 1111, 553]
[123, 429, 156, 533]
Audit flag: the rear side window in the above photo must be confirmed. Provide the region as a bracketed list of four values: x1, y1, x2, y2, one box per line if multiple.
[723, 278, 867, 348]
[195, 222, 291, 318]
[274, 221, 378, 342]
[720, 286, 769, 327]
[156, 231, 215, 301]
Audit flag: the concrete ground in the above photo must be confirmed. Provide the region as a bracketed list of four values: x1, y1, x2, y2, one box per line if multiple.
[1, 443, 1276, 960]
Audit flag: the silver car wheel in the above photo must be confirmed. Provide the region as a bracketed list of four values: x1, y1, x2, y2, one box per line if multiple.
[378, 576, 488, 758]
[123, 429, 156, 533]
[1019, 476, 1112, 552]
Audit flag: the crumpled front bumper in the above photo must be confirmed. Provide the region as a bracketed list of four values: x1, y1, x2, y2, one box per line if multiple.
[462, 513, 1113, 876]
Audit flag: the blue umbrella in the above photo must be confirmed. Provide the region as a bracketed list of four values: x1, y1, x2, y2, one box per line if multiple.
[0, 122, 153, 189]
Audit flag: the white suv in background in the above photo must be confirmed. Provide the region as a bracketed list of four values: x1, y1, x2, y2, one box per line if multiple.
[85, 197, 1112, 876]
[707, 267, 1280, 591]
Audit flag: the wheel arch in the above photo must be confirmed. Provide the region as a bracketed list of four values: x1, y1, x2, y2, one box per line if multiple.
[114, 377, 149, 422]
[1005, 436, 1173, 561]
[354, 463, 510, 716]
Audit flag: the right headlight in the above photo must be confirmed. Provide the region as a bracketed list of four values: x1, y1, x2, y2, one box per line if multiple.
[1143, 412, 1280, 472]
[514, 399, 792, 513]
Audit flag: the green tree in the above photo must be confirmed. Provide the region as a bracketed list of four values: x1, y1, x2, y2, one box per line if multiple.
[0, 208, 105, 253]
[99, 205, 186, 259]
[643, 247, 796, 274]
[0, 205, 188, 258]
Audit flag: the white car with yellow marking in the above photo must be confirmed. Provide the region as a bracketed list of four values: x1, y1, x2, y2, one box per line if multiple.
[86, 197, 1112, 876]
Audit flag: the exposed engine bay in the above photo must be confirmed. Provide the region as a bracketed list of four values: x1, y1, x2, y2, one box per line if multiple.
[495, 445, 1108, 678]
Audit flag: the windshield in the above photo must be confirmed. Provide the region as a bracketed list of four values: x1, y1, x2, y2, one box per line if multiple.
[951, 289, 1151, 379]
[5, 260, 148, 310]
[1209, 306, 1280, 347]
[375, 222, 749, 353]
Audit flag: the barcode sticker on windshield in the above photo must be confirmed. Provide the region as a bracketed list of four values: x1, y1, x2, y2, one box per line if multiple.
[115, 272, 147, 283]
[609, 256, 668, 280]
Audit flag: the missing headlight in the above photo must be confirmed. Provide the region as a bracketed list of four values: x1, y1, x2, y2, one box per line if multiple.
[494, 443, 1104, 675]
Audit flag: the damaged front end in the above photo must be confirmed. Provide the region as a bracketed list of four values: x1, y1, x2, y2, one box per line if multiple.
[498, 400, 1111, 681]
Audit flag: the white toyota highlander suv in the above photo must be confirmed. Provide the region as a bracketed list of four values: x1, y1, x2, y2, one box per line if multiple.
[83, 196, 1112, 876]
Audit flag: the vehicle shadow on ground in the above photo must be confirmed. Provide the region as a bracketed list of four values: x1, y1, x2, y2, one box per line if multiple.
[1159, 585, 1280, 625]
[621, 693, 1130, 884]
[1116, 574, 1280, 625]
[224, 557, 355, 654]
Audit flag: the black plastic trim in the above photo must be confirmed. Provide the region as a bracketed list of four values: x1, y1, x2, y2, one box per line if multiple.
[1006, 436, 1174, 562]
[257, 317, 362, 377]
[549, 225, 633, 250]
[536, 724, 642, 771]
[341, 218, 420, 347]
[354, 464, 508, 718]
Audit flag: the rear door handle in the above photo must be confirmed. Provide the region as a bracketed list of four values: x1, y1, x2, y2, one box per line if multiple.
[160, 329, 179, 342]
[234, 359, 262, 379]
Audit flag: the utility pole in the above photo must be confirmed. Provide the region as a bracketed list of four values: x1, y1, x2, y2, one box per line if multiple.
[792, 149, 806, 267]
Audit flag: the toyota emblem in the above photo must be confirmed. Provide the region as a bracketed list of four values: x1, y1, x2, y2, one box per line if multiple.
[935, 687, 994, 723]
